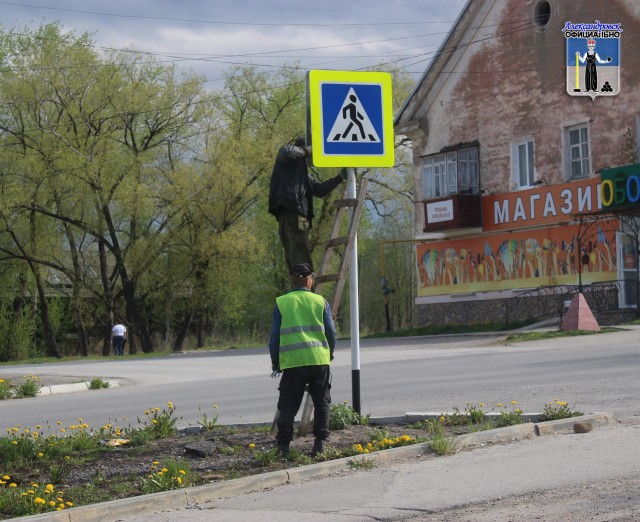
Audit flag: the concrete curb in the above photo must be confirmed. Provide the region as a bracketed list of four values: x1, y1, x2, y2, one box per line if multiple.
[15, 412, 618, 522]
[37, 381, 120, 396]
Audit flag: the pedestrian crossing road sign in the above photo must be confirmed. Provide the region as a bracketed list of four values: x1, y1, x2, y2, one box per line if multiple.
[307, 70, 394, 168]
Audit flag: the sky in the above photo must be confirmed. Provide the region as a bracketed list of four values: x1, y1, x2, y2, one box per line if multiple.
[0, 0, 468, 89]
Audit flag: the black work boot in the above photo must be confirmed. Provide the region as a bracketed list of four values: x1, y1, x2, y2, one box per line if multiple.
[277, 442, 290, 458]
[311, 438, 324, 457]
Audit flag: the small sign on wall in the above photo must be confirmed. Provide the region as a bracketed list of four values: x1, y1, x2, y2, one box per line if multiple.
[426, 200, 454, 223]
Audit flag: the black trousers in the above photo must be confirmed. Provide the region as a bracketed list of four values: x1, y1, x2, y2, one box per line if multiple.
[276, 365, 331, 444]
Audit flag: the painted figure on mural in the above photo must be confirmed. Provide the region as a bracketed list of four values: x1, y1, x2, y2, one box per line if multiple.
[577, 39, 611, 92]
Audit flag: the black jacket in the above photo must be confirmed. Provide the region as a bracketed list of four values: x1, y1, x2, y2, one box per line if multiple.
[268, 144, 343, 225]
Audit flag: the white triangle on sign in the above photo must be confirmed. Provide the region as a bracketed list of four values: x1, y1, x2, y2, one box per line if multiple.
[327, 88, 380, 143]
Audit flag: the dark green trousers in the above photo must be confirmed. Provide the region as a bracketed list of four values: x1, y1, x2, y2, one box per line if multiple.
[278, 208, 313, 271]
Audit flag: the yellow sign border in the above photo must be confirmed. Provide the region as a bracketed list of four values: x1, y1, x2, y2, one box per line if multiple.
[307, 70, 394, 168]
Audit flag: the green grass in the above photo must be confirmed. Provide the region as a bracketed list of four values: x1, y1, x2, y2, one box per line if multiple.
[505, 327, 617, 343]
[362, 321, 535, 339]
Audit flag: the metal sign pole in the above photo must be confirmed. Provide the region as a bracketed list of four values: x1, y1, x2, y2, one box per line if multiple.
[347, 167, 361, 415]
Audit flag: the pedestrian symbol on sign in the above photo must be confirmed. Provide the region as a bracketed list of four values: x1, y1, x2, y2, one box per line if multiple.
[327, 88, 380, 143]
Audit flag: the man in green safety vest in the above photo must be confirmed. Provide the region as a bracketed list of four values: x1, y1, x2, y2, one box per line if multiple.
[268, 262, 337, 458]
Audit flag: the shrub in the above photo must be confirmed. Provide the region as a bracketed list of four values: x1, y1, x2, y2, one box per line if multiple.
[540, 400, 583, 421]
[0, 379, 13, 400]
[495, 401, 525, 427]
[141, 460, 191, 494]
[140, 403, 178, 439]
[87, 378, 110, 390]
[14, 376, 41, 398]
[328, 402, 365, 430]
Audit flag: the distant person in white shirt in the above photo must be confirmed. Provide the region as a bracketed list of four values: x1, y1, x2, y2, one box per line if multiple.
[111, 323, 127, 356]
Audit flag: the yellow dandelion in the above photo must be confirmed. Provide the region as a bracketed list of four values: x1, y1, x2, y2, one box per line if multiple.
[479, 403, 484, 407]
[45, 484, 54, 492]
[77, 418, 83, 423]
[179, 470, 186, 475]
[60, 428, 66, 433]
[176, 477, 182, 485]
[515, 409, 522, 414]
[496, 403, 502, 407]
[213, 404, 218, 409]
[66, 502, 74, 507]
[56, 421, 62, 425]
[152, 461, 160, 465]
[439, 416, 446, 423]
[363, 449, 369, 453]
[2, 475, 10, 480]
[161, 468, 169, 473]
[35, 425, 41, 430]
[64, 456, 70, 460]
[144, 410, 150, 415]
[34, 497, 46, 505]
[152, 419, 158, 424]
[37, 452, 44, 458]
[249, 443, 256, 449]
[48, 500, 56, 507]
[511, 400, 517, 405]
[10, 441, 17, 445]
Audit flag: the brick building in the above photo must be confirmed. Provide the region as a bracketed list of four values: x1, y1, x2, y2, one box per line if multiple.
[395, 0, 640, 325]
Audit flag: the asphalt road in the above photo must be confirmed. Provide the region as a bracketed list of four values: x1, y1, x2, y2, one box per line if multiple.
[1, 326, 639, 432]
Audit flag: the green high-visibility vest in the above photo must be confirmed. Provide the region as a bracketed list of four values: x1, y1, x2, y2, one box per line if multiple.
[276, 290, 331, 370]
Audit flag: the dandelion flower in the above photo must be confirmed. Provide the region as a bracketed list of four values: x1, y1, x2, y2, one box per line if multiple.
[178, 470, 186, 475]
[48, 500, 56, 507]
[2, 475, 10, 480]
[66, 502, 74, 507]
[249, 443, 256, 449]
[511, 400, 517, 405]
[34, 497, 46, 505]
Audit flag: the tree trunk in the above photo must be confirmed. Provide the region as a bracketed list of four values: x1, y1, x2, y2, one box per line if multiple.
[172, 311, 192, 352]
[33, 270, 61, 359]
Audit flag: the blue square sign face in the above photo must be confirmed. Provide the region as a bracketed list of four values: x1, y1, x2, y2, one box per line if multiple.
[321, 83, 384, 156]
[308, 70, 394, 168]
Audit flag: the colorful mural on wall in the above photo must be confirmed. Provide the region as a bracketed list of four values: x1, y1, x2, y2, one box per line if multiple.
[416, 222, 618, 297]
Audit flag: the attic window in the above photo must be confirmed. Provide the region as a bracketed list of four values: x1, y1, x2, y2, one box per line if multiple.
[534, 1, 551, 28]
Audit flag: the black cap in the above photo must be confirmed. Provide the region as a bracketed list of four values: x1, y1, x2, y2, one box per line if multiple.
[290, 263, 314, 278]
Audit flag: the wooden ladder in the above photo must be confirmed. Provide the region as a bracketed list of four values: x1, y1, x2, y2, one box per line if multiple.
[314, 177, 369, 318]
[270, 177, 368, 439]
